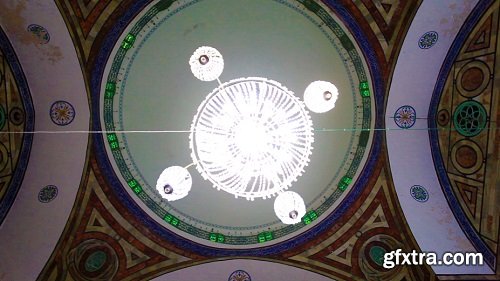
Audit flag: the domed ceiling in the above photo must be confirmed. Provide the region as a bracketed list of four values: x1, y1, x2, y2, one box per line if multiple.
[0, 0, 499, 280]
[99, 0, 374, 248]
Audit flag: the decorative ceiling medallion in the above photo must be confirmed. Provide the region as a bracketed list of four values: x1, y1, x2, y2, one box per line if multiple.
[228, 270, 251, 281]
[393, 105, 416, 129]
[38, 185, 58, 203]
[450, 139, 484, 175]
[50, 100, 75, 126]
[67, 239, 118, 280]
[27, 24, 50, 44]
[190, 77, 314, 200]
[410, 185, 429, 202]
[368, 245, 387, 267]
[418, 31, 438, 49]
[453, 100, 487, 137]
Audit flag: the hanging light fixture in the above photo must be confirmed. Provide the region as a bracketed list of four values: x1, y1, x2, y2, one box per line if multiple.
[156, 166, 192, 201]
[303, 80, 339, 113]
[189, 46, 224, 81]
[189, 77, 314, 201]
[156, 46, 340, 224]
[274, 191, 306, 225]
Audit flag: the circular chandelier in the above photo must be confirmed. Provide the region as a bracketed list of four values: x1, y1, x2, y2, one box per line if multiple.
[190, 77, 314, 200]
[157, 46, 339, 225]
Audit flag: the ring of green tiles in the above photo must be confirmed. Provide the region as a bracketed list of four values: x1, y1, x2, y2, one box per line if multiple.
[102, 0, 373, 245]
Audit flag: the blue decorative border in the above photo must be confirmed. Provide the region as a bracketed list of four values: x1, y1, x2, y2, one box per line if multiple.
[428, 0, 495, 268]
[0, 27, 35, 224]
[116, 0, 360, 233]
[91, 0, 383, 256]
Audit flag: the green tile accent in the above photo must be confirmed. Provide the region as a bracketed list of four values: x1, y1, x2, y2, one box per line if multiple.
[308, 210, 318, 221]
[133, 185, 142, 194]
[105, 82, 116, 99]
[338, 182, 348, 191]
[217, 233, 225, 243]
[302, 216, 312, 225]
[127, 179, 142, 194]
[341, 176, 353, 185]
[163, 213, 179, 227]
[360, 81, 370, 97]
[302, 210, 319, 225]
[257, 231, 274, 243]
[109, 141, 119, 151]
[121, 33, 136, 50]
[127, 179, 138, 188]
[338, 176, 352, 192]
[208, 233, 225, 243]
[107, 133, 117, 142]
[265, 231, 273, 241]
[209, 233, 217, 242]
[258, 233, 266, 243]
[164, 214, 173, 223]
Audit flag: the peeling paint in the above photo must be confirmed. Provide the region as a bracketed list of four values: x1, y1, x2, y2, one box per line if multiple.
[0, 0, 63, 64]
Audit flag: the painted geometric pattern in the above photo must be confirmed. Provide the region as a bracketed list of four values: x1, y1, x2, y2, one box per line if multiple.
[281, 165, 435, 280]
[50, 100, 76, 126]
[228, 270, 251, 281]
[37, 157, 198, 281]
[54, 0, 421, 87]
[55, 0, 120, 62]
[0, 48, 27, 213]
[102, 0, 372, 246]
[340, 0, 421, 79]
[436, 2, 499, 256]
[38, 154, 436, 281]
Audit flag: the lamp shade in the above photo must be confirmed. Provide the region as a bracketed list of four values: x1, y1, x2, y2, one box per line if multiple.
[274, 191, 306, 224]
[156, 166, 192, 201]
[189, 46, 224, 81]
[303, 80, 339, 113]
